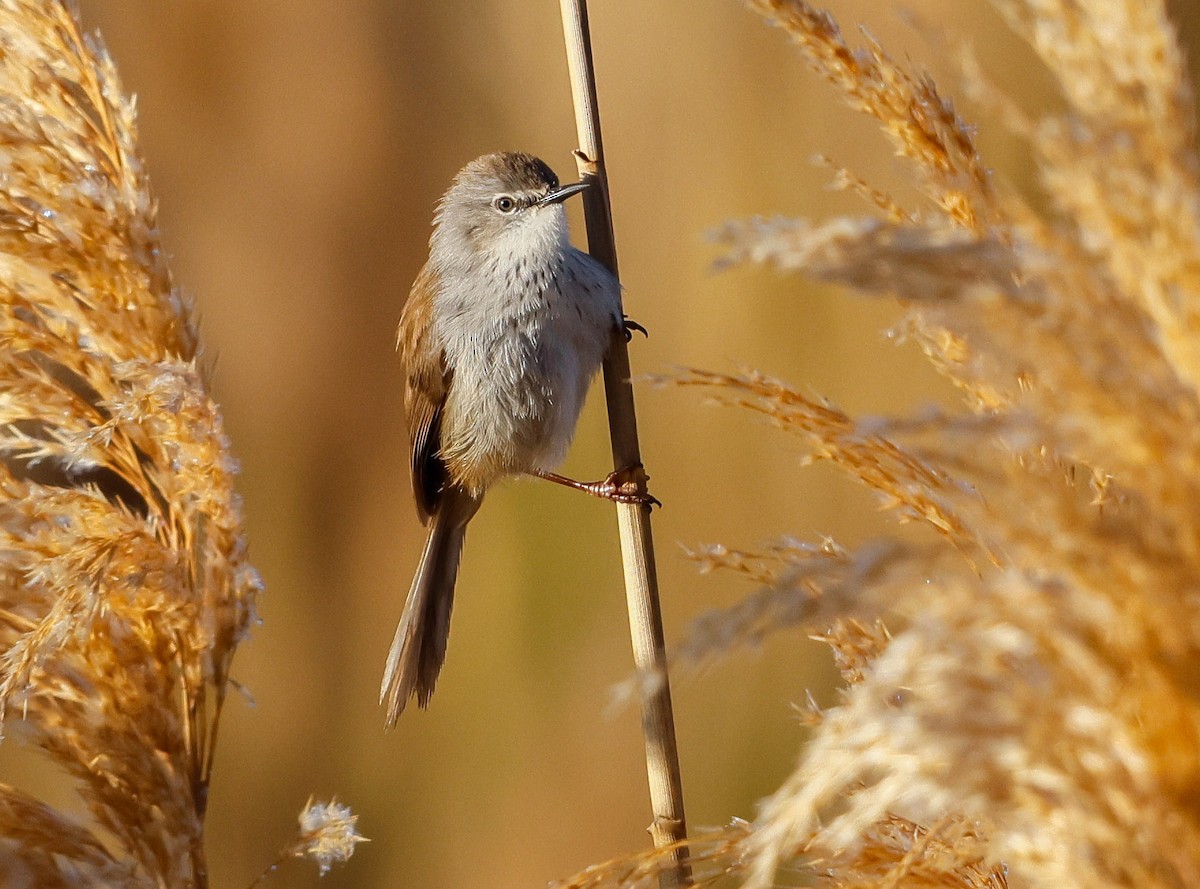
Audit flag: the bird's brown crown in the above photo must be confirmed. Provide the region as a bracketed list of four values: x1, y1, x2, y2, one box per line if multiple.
[457, 151, 559, 193]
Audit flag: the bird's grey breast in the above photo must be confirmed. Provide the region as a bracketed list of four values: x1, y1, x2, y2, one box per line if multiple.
[434, 249, 620, 475]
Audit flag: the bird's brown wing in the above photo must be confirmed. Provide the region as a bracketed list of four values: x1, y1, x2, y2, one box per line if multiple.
[397, 262, 449, 523]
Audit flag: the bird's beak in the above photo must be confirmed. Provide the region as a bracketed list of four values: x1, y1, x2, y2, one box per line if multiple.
[536, 180, 591, 207]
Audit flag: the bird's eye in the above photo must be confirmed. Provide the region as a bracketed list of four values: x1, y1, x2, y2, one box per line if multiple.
[493, 195, 517, 214]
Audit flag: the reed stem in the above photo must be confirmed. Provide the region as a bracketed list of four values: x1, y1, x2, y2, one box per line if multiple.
[556, 2, 691, 886]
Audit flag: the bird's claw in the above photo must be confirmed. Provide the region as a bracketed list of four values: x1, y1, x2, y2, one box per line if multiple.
[622, 317, 648, 342]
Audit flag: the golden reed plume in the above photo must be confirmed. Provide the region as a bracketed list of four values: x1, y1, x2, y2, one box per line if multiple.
[0, 2, 360, 885]
[558, 1, 1200, 887]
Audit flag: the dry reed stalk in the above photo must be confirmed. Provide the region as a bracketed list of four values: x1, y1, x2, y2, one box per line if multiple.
[0, 2, 361, 885]
[558, 1, 691, 886]
[556, 0, 1200, 887]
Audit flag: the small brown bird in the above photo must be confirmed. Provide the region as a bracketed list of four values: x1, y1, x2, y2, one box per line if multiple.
[382, 152, 646, 725]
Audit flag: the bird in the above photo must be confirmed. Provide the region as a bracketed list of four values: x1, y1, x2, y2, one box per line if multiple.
[382, 151, 650, 725]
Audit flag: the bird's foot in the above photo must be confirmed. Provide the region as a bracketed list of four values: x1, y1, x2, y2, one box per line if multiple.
[534, 464, 661, 508]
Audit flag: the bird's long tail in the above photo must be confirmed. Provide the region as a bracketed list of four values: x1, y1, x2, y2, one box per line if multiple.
[381, 487, 480, 726]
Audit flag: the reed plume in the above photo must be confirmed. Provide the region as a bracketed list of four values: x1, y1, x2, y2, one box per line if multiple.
[0, 1, 360, 885]
[558, 1, 1200, 887]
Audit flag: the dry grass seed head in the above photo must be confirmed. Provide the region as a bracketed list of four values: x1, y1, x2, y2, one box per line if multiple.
[0, 1, 262, 885]
[632, 1, 1200, 887]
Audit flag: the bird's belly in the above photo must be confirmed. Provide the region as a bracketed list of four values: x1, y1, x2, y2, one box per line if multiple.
[439, 317, 604, 493]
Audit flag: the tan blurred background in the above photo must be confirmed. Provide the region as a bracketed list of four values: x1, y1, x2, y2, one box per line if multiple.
[51, 2, 1200, 887]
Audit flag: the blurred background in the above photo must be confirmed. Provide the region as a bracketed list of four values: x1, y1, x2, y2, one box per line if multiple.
[51, 2, 1200, 886]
